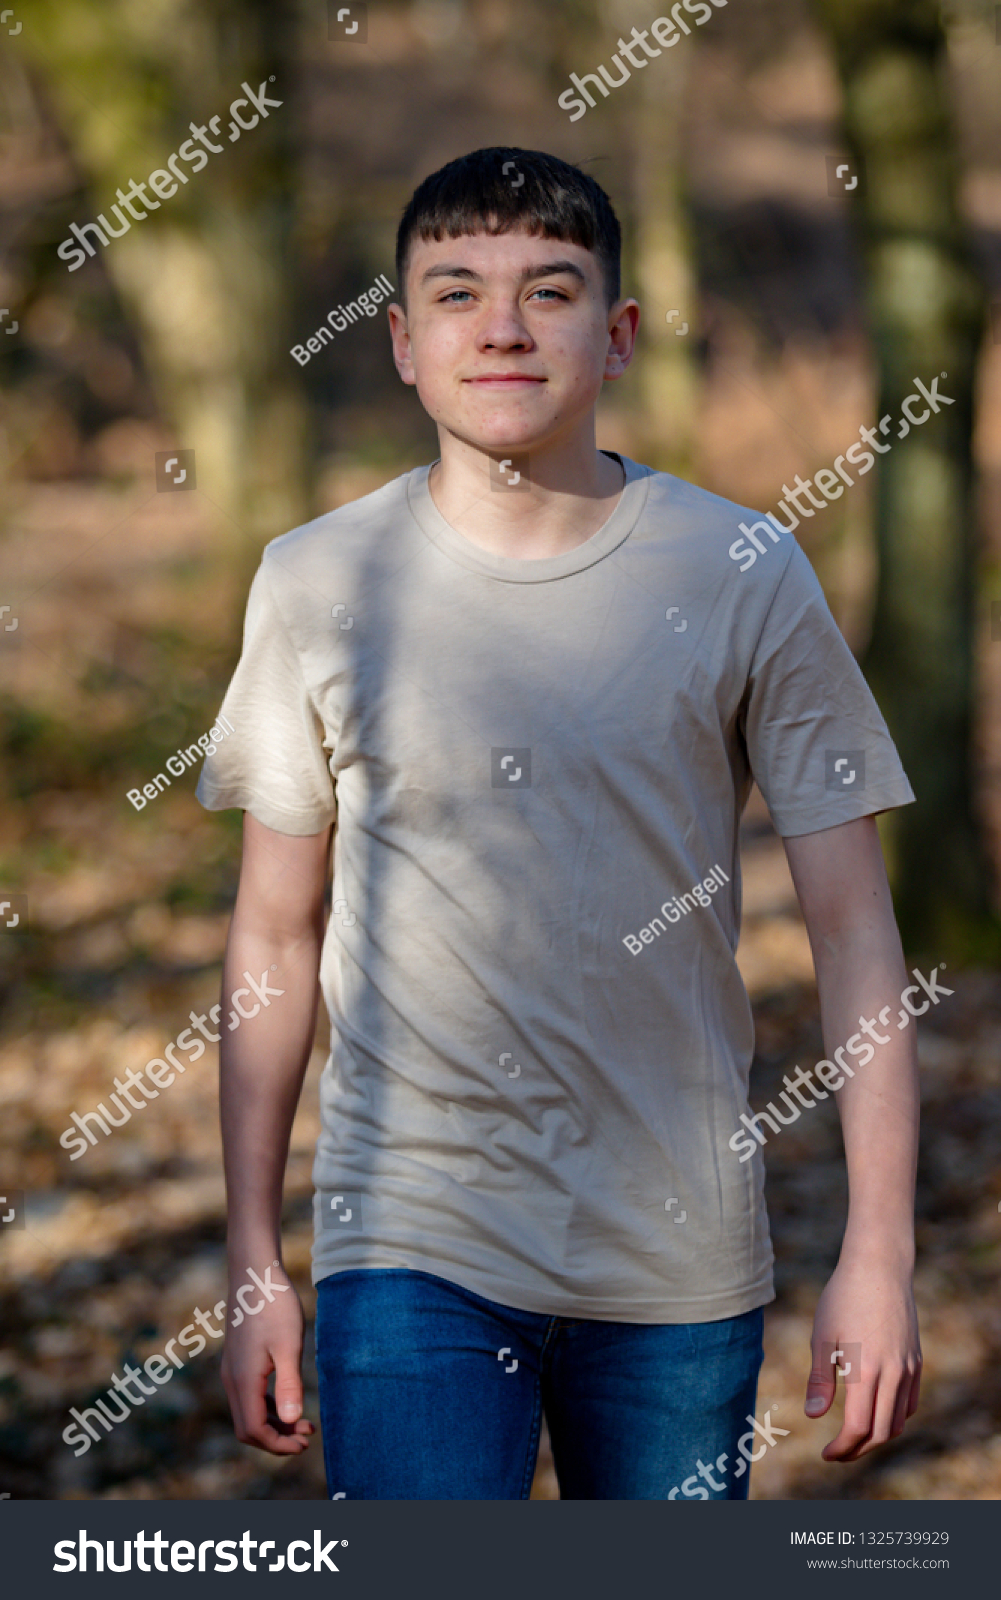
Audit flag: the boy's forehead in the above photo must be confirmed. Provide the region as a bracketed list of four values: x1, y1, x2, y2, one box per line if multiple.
[408, 227, 599, 280]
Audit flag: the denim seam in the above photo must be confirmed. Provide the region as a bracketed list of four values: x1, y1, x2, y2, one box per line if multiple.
[519, 1374, 543, 1499]
[519, 1316, 561, 1499]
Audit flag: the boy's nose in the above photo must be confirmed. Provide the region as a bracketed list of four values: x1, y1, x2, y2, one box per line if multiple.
[476, 313, 535, 351]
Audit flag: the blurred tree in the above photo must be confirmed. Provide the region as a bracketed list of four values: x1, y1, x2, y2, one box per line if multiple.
[17, 0, 309, 602]
[539, 0, 700, 471]
[812, 0, 999, 957]
[601, 0, 699, 471]
[596, 0, 700, 473]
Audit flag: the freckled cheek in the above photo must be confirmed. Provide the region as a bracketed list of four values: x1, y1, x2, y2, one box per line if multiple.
[550, 344, 604, 395]
[413, 320, 465, 359]
[547, 328, 600, 370]
[410, 336, 462, 403]
[411, 367, 450, 415]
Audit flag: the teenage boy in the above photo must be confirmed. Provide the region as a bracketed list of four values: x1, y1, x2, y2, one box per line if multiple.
[198, 147, 922, 1500]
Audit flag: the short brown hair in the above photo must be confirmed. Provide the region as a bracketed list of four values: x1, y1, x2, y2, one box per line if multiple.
[395, 147, 622, 307]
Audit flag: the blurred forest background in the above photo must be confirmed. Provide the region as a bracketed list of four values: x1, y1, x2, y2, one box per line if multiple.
[2, 0, 1001, 1500]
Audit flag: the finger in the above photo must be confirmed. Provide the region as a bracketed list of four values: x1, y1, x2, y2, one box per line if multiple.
[834, 1356, 921, 1461]
[273, 1338, 305, 1427]
[857, 1366, 907, 1455]
[232, 1354, 309, 1454]
[805, 1347, 836, 1419]
[821, 1374, 877, 1461]
[230, 1356, 270, 1446]
[262, 1392, 313, 1449]
[239, 1393, 311, 1453]
[905, 1362, 922, 1419]
[888, 1364, 917, 1440]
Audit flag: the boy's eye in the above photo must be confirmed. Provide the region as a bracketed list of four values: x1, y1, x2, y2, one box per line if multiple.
[436, 285, 571, 305]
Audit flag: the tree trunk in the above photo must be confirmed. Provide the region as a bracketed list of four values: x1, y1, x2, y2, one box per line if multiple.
[541, 0, 700, 469]
[812, 0, 997, 958]
[18, 0, 309, 609]
[601, 0, 699, 472]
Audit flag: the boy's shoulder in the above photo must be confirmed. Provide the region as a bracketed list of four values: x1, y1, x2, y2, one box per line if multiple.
[261, 468, 414, 585]
[623, 458, 802, 590]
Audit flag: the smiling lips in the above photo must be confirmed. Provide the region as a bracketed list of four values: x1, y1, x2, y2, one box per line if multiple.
[467, 373, 546, 385]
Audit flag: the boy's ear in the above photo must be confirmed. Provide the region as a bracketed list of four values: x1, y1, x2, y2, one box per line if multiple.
[604, 298, 640, 381]
[387, 301, 416, 386]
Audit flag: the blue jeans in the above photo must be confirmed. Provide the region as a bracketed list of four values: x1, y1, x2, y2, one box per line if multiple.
[314, 1268, 765, 1500]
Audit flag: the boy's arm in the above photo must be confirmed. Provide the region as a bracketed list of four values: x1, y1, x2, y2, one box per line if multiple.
[220, 811, 332, 1455]
[781, 814, 922, 1462]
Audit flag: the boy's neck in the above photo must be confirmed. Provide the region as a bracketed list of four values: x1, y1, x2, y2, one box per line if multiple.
[427, 434, 626, 561]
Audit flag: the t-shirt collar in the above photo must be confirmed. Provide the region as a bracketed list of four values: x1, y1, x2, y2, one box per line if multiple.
[406, 451, 652, 583]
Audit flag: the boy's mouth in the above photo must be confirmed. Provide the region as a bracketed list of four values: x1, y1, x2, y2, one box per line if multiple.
[466, 373, 546, 386]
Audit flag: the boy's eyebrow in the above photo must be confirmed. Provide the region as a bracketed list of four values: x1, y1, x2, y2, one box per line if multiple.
[420, 259, 588, 287]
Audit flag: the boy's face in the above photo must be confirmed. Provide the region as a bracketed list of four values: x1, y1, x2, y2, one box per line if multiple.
[388, 227, 638, 456]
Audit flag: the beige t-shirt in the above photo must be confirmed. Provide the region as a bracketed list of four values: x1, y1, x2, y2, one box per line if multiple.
[197, 455, 914, 1322]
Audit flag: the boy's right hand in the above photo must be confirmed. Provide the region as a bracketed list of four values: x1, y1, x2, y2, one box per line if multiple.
[221, 1281, 315, 1455]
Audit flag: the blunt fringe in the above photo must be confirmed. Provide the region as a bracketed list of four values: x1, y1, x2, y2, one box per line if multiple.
[395, 147, 622, 306]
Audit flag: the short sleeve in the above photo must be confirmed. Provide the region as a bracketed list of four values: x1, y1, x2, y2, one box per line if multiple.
[742, 542, 915, 837]
[195, 560, 337, 836]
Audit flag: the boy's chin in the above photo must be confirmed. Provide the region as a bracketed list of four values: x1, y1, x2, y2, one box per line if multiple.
[471, 436, 546, 457]
[446, 419, 560, 458]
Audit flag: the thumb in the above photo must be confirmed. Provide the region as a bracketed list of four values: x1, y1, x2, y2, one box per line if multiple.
[273, 1343, 303, 1424]
[805, 1343, 836, 1418]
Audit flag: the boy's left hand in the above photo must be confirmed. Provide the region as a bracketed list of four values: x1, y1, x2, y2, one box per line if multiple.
[805, 1254, 922, 1461]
